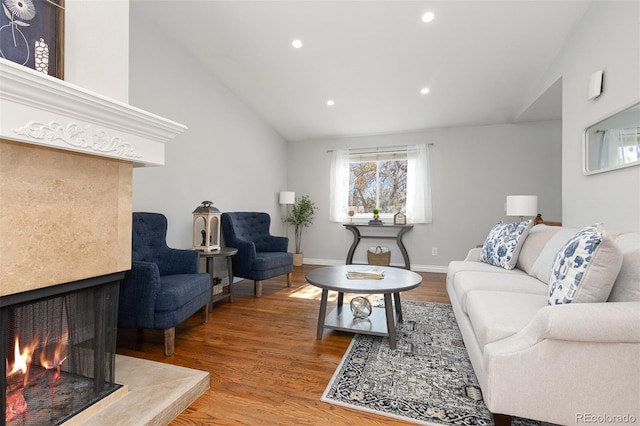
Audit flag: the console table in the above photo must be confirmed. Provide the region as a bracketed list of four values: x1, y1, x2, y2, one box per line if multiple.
[343, 223, 414, 269]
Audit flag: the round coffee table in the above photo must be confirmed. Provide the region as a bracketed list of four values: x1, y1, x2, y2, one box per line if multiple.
[305, 265, 422, 349]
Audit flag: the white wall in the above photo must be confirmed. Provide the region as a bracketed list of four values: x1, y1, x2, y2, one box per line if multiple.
[287, 121, 562, 270]
[527, 1, 640, 231]
[65, 0, 129, 102]
[128, 5, 289, 248]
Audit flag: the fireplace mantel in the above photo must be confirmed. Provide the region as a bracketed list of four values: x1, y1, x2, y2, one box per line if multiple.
[0, 59, 186, 166]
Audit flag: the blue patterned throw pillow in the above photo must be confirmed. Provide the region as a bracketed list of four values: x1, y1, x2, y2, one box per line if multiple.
[548, 225, 623, 305]
[480, 220, 533, 270]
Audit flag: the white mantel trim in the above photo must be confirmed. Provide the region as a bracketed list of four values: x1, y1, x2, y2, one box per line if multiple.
[0, 59, 186, 166]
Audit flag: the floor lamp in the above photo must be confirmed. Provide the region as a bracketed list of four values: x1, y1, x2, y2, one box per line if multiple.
[279, 191, 295, 237]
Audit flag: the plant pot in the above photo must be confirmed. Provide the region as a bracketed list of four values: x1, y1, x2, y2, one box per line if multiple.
[293, 253, 304, 266]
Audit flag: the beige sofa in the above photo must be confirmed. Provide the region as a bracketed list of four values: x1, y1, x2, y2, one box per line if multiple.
[446, 224, 640, 425]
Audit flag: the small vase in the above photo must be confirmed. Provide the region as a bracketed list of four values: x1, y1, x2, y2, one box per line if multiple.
[373, 214, 380, 220]
[293, 253, 304, 266]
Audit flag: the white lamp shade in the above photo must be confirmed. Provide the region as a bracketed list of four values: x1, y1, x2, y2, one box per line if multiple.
[506, 195, 538, 217]
[279, 191, 296, 205]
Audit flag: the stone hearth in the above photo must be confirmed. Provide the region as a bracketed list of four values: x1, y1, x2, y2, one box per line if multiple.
[68, 356, 209, 426]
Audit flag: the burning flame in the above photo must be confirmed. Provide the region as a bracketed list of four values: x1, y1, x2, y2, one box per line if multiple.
[5, 330, 69, 421]
[7, 337, 34, 377]
[39, 330, 68, 370]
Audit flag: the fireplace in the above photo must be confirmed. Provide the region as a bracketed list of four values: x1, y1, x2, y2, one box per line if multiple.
[0, 60, 187, 424]
[1, 273, 124, 425]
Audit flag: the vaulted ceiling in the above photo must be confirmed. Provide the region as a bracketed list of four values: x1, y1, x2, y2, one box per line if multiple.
[134, 1, 591, 142]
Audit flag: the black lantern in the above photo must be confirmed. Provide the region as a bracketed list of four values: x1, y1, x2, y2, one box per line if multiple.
[192, 201, 221, 251]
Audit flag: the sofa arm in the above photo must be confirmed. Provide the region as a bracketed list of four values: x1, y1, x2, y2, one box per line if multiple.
[488, 302, 640, 354]
[482, 301, 640, 423]
[464, 247, 482, 262]
[117, 261, 161, 328]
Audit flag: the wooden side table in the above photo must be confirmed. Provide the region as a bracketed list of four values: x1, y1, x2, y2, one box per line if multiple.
[199, 247, 237, 309]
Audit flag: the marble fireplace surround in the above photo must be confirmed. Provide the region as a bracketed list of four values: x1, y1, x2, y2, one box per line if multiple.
[0, 59, 186, 296]
[0, 59, 208, 424]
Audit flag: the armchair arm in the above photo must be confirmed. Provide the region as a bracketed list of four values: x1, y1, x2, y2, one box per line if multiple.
[258, 235, 289, 253]
[230, 239, 258, 277]
[160, 248, 200, 275]
[232, 240, 257, 260]
[117, 261, 161, 328]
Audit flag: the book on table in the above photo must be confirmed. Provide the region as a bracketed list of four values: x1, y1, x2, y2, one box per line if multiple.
[346, 268, 385, 280]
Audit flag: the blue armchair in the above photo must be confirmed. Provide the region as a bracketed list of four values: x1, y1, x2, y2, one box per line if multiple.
[221, 212, 293, 297]
[118, 212, 212, 356]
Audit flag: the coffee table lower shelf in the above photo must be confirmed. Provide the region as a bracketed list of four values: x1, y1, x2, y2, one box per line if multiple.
[322, 306, 400, 338]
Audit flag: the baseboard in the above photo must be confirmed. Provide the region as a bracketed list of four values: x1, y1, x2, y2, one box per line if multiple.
[302, 258, 448, 274]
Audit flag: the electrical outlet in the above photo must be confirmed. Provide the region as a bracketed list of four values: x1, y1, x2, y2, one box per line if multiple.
[431, 247, 438, 256]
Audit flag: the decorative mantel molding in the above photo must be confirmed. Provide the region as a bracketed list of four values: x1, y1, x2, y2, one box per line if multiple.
[13, 121, 143, 159]
[0, 59, 186, 166]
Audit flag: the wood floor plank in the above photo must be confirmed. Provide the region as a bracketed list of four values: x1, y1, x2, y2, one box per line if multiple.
[116, 264, 449, 425]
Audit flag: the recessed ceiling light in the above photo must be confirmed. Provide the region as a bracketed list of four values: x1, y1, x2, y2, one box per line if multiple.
[421, 12, 435, 23]
[292, 39, 303, 49]
[326, 100, 335, 106]
[420, 87, 431, 95]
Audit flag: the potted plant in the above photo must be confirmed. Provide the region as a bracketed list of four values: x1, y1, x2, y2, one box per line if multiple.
[286, 195, 318, 266]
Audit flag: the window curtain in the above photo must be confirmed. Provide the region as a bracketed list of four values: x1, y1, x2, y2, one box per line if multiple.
[329, 149, 349, 222]
[406, 144, 432, 224]
[599, 129, 624, 169]
[599, 129, 639, 168]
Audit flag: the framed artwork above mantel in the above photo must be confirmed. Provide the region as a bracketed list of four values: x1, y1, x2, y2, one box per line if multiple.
[0, 0, 64, 79]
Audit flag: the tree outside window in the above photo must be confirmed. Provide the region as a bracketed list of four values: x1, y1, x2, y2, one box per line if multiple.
[348, 158, 407, 214]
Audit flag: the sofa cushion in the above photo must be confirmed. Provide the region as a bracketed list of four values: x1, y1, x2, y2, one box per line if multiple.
[480, 220, 534, 270]
[466, 291, 548, 348]
[452, 271, 547, 313]
[548, 226, 623, 305]
[516, 224, 562, 274]
[528, 226, 582, 284]
[447, 260, 522, 284]
[608, 233, 640, 302]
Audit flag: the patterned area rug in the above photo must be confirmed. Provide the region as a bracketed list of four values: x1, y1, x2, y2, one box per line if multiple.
[321, 301, 554, 425]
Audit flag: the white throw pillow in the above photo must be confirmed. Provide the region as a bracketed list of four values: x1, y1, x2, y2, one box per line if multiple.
[548, 225, 622, 305]
[480, 220, 534, 270]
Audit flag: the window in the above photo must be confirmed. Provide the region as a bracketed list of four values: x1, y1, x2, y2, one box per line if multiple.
[330, 144, 432, 223]
[349, 152, 407, 214]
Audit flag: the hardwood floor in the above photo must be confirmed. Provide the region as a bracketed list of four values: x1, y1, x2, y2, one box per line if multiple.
[116, 265, 449, 425]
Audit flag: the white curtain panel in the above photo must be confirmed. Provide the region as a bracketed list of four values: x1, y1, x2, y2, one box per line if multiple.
[407, 144, 433, 224]
[600, 129, 623, 168]
[329, 149, 349, 222]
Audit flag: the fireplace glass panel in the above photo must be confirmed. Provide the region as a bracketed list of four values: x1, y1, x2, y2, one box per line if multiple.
[2, 280, 121, 425]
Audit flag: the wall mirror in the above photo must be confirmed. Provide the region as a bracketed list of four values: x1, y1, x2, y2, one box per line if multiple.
[584, 102, 640, 175]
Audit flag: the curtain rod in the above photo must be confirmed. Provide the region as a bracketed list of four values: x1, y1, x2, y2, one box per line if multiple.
[595, 126, 640, 133]
[327, 143, 434, 154]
